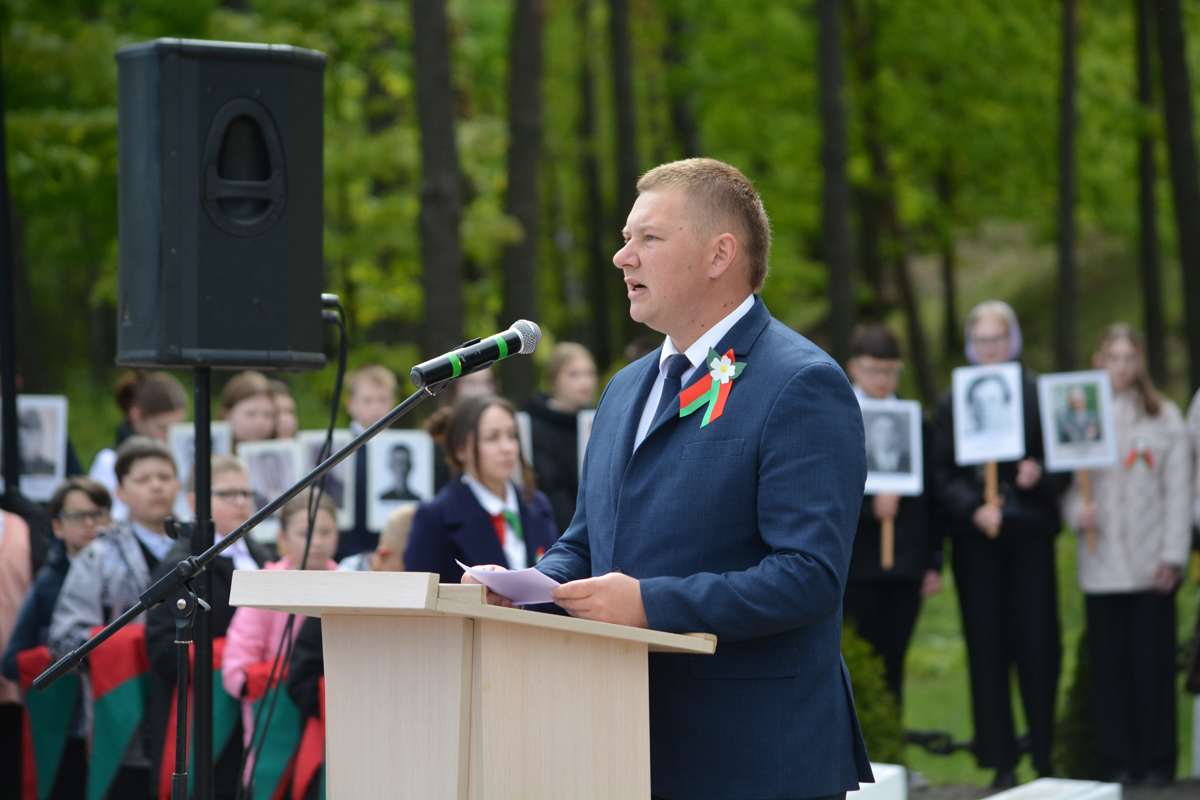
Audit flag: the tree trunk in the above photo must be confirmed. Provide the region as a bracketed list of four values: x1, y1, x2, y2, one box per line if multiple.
[937, 165, 961, 361]
[499, 0, 546, 404]
[663, 1, 700, 160]
[1057, 0, 1078, 372]
[1137, 0, 1166, 386]
[817, 0, 855, 365]
[9, 213, 46, 392]
[610, 0, 648, 346]
[848, 2, 887, 320]
[412, 0, 466, 362]
[580, 0, 612, 371]
[1154, 0, 1200, 392]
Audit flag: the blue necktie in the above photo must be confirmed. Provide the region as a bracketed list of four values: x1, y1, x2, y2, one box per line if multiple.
[654, 354, 692, 427]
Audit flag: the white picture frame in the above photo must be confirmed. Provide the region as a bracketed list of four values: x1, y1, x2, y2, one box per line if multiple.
[367, 430, 435, 531]
[297, 429, 356, 529]
[168, 421, 233, 519]
[0, 395, 69, 501]
[952, 362, 1026, 466]
[577, 409, 596, 478]
[237, 439, 302, 543]
[1037, 370, 1118, 472]
[859, 398, 923, 496]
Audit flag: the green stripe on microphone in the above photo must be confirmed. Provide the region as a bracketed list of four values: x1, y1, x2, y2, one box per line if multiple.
[449, 353, 462, 377]
[491, 334, 509, 360]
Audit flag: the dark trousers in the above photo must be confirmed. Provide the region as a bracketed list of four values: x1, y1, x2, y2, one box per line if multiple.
[952, 533, 1061, 775]
[0, 704, 21, 800]
[1086, 591, 1177, 780]
[842, 578, 923, 706]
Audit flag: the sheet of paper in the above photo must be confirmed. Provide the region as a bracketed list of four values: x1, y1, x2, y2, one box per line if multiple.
[455, 560, 560, 606]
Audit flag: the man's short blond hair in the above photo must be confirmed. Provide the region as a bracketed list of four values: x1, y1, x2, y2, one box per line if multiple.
[636, 158, 771, 292]
[346, 364, 397, 398]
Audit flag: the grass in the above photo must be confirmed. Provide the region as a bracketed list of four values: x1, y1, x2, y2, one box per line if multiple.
[902, 533, 1199, 785]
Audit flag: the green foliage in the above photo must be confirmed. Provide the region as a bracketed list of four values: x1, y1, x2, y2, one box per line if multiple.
[1055, 632, 1098, 779]
[842, 621, 905, 766]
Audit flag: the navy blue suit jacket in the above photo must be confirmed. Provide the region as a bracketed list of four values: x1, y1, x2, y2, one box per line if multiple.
[404, 477, 559, 584]
[536, 297, 874, 800]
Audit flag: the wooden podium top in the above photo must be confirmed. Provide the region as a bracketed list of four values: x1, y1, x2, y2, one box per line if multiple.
[230, 570, 716, 655]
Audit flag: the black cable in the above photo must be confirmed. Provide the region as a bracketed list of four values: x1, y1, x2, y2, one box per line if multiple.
[236, 301, 348, 800]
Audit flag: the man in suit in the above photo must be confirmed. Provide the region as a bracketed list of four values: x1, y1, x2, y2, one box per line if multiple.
[466, 159, 872, 800]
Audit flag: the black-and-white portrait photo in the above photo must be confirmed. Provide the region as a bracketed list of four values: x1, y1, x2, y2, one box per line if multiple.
[1038, 370, 1118, 472]
[298, 429, 355, 529]
[0, 395, 68, 501]
[859, 398, 923, 496]
[379, 443, 421, 501]
[169, 421, 233, 519]
[952, 363, 1026, 466]
[367, 430, 434, 530]
[237, 439, 301, 542]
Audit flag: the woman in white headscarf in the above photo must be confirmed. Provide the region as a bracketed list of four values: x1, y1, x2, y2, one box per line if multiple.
[931, 301, 1070, 787]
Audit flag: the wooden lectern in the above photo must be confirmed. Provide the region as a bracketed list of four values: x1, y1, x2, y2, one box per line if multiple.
[230, 570, 716, 799]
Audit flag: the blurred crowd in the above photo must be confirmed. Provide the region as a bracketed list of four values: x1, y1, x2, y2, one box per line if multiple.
[0, 306, 1197, 798]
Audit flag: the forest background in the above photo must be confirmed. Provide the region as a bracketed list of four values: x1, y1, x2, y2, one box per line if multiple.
[7, 0, 1200, 784]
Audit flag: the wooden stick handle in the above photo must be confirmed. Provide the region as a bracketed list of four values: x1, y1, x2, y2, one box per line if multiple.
[984, 461, 999, 538]
[881, 517, 895, 570]
[1079, 469, 1096, 554]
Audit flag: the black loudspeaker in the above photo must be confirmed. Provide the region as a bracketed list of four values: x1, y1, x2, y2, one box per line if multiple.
[115, 38, 327, 370]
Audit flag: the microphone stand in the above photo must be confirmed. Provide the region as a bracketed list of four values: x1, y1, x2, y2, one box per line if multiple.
[32, 380, 445, 799]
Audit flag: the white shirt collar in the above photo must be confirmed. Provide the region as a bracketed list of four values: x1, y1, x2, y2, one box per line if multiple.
[659, 294, 756, 374]
[462, 473, 518, 518]
[131, 521, 174, 561]
[215, 531, 260, 571]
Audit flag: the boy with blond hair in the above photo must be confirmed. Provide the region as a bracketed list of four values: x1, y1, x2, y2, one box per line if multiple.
[341, 364, 398, 559]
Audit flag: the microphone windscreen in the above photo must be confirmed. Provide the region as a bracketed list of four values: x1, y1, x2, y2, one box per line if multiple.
[511, 320, 542, 355]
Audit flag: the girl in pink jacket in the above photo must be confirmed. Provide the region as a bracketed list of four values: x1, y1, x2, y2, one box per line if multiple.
[222, 493, 340, 747]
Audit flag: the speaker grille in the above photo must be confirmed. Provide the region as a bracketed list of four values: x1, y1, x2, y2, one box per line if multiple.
[116, 49, 164, 358]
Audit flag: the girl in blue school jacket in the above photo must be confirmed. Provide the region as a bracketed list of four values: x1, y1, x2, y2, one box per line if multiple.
[404, 394, 559, 584]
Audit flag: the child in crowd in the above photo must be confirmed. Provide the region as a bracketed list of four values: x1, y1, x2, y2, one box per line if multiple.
[144, 455, 272, 799]
[89, 372, 188, 521]
[220, 371, 277, 445]
[49, 437, 179, 799]
[3, 478, 112, 680]
[524, 342, 597, 534]
[1065, 326, 1188, 786]
[405, 395, 558, 584]
[2, 478, 110, 800]
[221, 494, 338, 748]
[341, 364, 398, 560]
[270, 379, 299, 439]
[338, 503, 416, 572]
[843, 326, 941, 708]
[0, 504, 34, 796]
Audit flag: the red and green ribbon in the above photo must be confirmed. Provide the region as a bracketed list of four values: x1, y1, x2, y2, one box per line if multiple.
[87, 624, 152, 800]
[679, 348, 745, 427]
[18, 646, 80, 800]
[1124, 441, 1156, 470]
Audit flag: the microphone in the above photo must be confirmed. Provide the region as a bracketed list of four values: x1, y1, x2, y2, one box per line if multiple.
[409, 320, 542, 389]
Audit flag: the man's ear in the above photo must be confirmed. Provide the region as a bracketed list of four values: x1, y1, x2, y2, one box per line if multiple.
[708, 232, 739, 281]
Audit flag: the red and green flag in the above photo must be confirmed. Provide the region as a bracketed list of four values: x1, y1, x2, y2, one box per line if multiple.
[17, 646, 81, 800]
[87, 623, 152, 800]
[156, 637, 241, 800]
[291, 676, 325, 800]
[244, 660, 303, 800]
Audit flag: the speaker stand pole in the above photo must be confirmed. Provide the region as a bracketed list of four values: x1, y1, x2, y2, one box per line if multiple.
[192, 367, 215, 800]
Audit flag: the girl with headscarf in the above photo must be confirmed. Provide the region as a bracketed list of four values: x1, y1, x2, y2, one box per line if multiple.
[931, 301, 1069, 787]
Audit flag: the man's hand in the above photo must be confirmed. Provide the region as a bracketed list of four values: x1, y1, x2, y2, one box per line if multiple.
[1077, 502, 1097, 532]
[460, 564, 514, 607]
[1152, 564, 1182, 595]
[920, 569, 943, 598]
[972, 498, 1004, 534]
[873, 494, 900, 521]
[1016, 458, 1042, 490]
[551, 573, 649, 628]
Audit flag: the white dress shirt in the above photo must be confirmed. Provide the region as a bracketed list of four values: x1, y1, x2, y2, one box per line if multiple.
[462, 473, 526, 570]
[633, 294, 756, 451]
